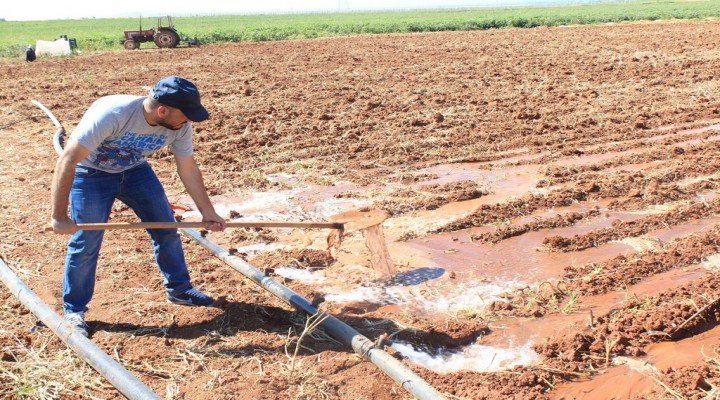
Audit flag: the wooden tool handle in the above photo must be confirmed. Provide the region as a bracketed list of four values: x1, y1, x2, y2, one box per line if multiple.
[44, 221, 344, 232]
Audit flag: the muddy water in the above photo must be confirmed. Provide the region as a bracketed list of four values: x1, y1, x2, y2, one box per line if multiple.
[551, 324, 720, 399]
[478, 265, 707, 348]
[177, 122, 720, 376]
[400, 202, 652, 282]
[550, 363, 656, 400]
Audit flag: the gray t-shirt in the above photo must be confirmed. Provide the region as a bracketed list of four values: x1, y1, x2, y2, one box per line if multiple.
[71, 95, 193, 173]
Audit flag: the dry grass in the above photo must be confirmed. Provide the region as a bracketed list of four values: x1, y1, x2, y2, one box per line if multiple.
[0, 334, 110, 399]
[0, 293, 109, 399]
[285, 310, 330, 378]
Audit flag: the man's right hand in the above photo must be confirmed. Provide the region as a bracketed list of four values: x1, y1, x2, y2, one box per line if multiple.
[51, 217, 78, 234]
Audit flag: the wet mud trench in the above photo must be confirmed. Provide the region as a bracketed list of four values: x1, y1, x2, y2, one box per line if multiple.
[180, 121, 720, 396]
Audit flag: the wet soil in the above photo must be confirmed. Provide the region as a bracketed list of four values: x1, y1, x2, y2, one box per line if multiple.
[1, 21, 720, 399]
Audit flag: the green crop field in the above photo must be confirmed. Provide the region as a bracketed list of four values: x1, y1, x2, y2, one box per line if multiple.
[0, 0, 718, 58]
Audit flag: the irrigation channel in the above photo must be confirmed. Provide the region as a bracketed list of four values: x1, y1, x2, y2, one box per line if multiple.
[0, 227, 445, 399]
[0, 100, 447, 399]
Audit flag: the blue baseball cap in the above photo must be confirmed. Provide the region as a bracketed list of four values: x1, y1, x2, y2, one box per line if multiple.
[152, 76, 209, 122]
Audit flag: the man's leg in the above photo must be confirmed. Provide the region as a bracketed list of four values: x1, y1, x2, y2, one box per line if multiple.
[118, 163, 192, 293]
[63, 166, 118, 313]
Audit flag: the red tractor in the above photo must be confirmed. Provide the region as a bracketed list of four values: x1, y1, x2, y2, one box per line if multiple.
[121, 16, 198, 50]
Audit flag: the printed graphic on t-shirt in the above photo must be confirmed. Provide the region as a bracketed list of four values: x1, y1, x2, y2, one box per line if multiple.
[116, 132, 168, 151]
[90, 132, 168, 169]
[92, 146, 142, 169]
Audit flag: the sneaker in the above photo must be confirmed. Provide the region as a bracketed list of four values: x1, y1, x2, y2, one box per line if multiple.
[64, 311, 89, 337]
[167, 287, 215, 307]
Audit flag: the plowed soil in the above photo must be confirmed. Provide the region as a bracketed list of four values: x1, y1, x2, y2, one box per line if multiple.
[2, 21, 720, 399]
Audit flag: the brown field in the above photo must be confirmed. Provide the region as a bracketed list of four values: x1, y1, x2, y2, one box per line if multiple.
[1, 21, 720, 399]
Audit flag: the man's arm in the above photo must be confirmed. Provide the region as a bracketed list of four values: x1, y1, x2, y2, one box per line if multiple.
[174, 154, 226, 231]
[50, 140, 92, 234]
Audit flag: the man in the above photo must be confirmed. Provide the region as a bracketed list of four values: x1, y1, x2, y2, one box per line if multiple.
[25, 45, 36, 62]
[50, 76, 226, 337]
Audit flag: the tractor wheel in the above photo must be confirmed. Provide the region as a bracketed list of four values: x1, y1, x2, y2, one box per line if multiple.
[123, 40, 139, 50]
[154, 29, 180, 48]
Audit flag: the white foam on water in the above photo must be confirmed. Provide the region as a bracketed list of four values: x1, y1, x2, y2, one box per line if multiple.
[273, 267, 327, 283]
[323, 286, 399, 303]
[181, 210, 204, 220]
[323, 278, 523, 315]
[183, 188, 377, 224]
[701, 253, 720, 271]
[391, 341, 540, 373]
[181, 202, 248, 220]
[234, 242, 286, 256]
[199, 189, 374, 224]
[419, 281, 519, 314]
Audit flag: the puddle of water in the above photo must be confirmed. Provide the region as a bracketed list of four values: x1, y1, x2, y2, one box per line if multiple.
[390, 340, 540, 373]
[399, 198, 719, 290]
[417, 163, 543, 195]
[305, 192, 373, 215]
[184, 164, 720, 328]
[605, 160, 665, 174]
[553, 148, 639, 168]
[649, 216, 720, 243]
[404, 124, 720, 190]
[385, 164, 545, 238]
[534, 123, 720, 171]
[403, 216, 636, 284]
[674, 122, 720, 137]
[613, 207, 720, 251]
[645, 324, 720, 370]
[478, 266, 706, 349]
[180, 186, 375, 222]
[550, 324, 720, 400]
[550, 364, 655, 400]
[181, 192, 293, 218]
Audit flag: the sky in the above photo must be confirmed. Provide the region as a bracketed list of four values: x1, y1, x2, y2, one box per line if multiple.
[3, 0, 553, 21]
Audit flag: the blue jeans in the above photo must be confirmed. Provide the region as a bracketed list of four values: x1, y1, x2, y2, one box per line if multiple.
[63, 162, 192, 313]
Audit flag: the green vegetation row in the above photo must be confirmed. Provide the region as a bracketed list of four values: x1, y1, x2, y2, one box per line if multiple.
[1, 0, 718, 58]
